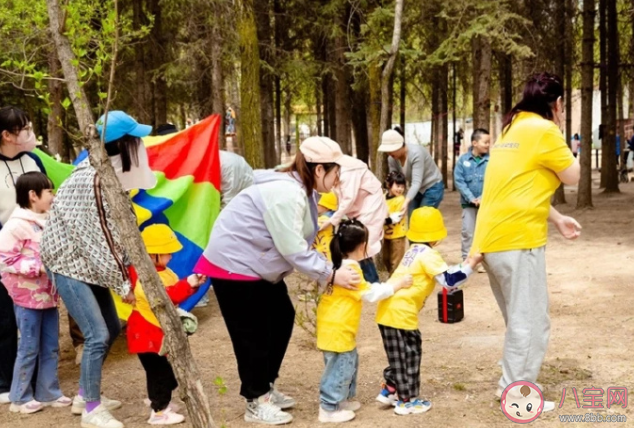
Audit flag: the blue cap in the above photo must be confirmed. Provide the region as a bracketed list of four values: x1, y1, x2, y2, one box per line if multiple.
[95, 111, 152, 144]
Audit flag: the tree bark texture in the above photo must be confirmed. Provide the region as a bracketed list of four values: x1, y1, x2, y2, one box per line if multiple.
[368, 62, 381, 171]
[439, 64, 449, 188]
[210, 22, 226, 149]
[375, 0, 403, 179]
[239, 0, 265, 168]
[498, 52, 513, 119]
[334, 12, 352, 154]
[351, 76, 369, 164]
[552, 0, 567, 206]
[578, 0, 595, 208]
[602, 0, 619, 192]
[132, 0, 151, 124]
[256, 0, 277, 168]
[472, 36, 492, 131]
[47, 48, 64, 157]
[46, 0, 216, 426]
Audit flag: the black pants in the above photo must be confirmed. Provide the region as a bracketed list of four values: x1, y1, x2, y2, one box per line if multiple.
[379, 325, 422, 401]
[212, 278, 295, 399]
[138, 353, 178, 412]
[0, 282, 17, 394]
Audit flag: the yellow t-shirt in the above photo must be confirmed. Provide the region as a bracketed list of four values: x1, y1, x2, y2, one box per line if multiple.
[316, 262, 370, 353]
[376, 244, 447, 330]
[384, 195, 406, 240]
[313, 213, 335, 261]
[134, 268, 179, 328]
[471, 112, 575, 253]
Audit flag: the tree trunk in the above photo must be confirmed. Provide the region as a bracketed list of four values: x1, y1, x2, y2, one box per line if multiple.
[602, 0, 619, 192]
[132, 0, 150, 124]
[552, 0, 567, 205]
[351, 76, 369, 164]
[315, 80, 323, 136]
[599, 0, 607, 187]
[256, 0, 277, 168]
[374, 0, 403, 179]
[46, 0, 216, 426]
[498, 52, 513, 119]
[400, 55, 406, 130]
[439, 64, 449, 188]
[472, 36, 492, 130]
[368, 63, 381, 171]
[334, 13, 352, 154]
[283, 90, 292, 153]
[149, 0, 167, 127]
[239, 0, 265, 168]
[211, 23, 226, 149]
[275, 76, 282, 162]
[322, 75, 330, 137]
[47, 48, 64, 157]
[432, 76, 439, 164]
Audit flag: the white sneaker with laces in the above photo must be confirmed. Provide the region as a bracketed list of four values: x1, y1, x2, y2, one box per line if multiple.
[0, 392, 10, 404]
[42, 395, 73, 407]
[244, 393, 293, 425]
[318, 407, 356, 423]
[339, 400, 361, 412]
[9, 400, 44, 414]
[269, 384, 296, 409]
[72, 395, 122, 415]
[148, 408, 186, 425]
[81, 404, 123, 428]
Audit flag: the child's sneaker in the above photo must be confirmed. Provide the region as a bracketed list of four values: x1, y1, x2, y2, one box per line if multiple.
[376, 385, 398, 406]
[81, 404, 123, 428]
[9, 400, 44, 414]
[72, 395, 122, 415]
[244, 393, 293, 425]
[394, 398, 432, 415]
[42, 395, 72, 407]
[318, 407, 356, 423]
[148, 408, 185, 425]
[339, 400, 361, 412]
[0, 392, 10, 404]
[144, 398, 180, 413]
[269, 383, 296, 409]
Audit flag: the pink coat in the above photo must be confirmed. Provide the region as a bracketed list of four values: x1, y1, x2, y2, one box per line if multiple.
[331, 156, 388, 258]
[0, 208, 57, 309]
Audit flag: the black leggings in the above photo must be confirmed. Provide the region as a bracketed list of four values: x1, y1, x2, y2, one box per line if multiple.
[138, 352, 178, 412]
[212, 278, 295, 399]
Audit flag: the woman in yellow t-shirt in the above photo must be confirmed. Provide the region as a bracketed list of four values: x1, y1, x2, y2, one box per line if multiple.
[316, 219, 412, 424]
[470, 73, 581, 409]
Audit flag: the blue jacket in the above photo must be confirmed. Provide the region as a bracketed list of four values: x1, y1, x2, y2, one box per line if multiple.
[453, 151, 489, 206]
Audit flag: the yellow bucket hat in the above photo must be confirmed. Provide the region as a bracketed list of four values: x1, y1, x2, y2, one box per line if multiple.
[406, 207, 448, 243]
[141, 224, 183, 255]
[318, 191, 338, 211]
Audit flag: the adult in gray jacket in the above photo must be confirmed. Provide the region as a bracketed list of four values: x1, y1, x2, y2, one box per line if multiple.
[378, 128, 444, 218]
[195, 136, 360, 425]
[219, 150, 254, 209]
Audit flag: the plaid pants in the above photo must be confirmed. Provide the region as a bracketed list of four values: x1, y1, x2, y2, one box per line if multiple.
[379, 324, 422, 401]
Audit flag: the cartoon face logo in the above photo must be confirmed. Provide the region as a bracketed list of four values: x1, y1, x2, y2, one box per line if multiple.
[500, 381, 544, 424]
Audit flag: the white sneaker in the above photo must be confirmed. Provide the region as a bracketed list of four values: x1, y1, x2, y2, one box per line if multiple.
[72, 395, 122, 415]
[144, 398, 180, 413]
[394, 399, 432, 415]
[244, 393, 293, 425]
[42, 395, 73, 407]
[148, 408, 185, 425]
[9, 400, 44, 414]
[75, 344, 85, 365]
[81, 404, 123, 428]
[269, 384, 296, 409]
[0, 392, 10, 404]
[339, 400, 361, 412]
[318, 407, 355, 423]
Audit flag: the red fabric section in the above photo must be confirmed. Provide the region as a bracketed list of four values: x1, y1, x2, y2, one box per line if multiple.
[146, 114, 222, 186]
[442, 288, 448, 323]
[126, 270, 196, 354]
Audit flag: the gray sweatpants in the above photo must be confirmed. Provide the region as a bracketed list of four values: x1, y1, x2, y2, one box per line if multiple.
[483, 247, 550, 390]
[461, 207, 478, 260]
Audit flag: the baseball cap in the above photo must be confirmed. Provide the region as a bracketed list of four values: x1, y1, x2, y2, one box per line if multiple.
[378, 129, 405, 152]
[96, 111, 152, 144]
[299, 136, 356, 168]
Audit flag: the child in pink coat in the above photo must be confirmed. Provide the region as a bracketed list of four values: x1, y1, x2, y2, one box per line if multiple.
[0, 172, 71, 414]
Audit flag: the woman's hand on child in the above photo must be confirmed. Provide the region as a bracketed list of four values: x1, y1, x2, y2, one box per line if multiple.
[319, 219, 333, 232]
[389, 212, 404, 224]
[333, 267, 361, 290]
[122, 290, 136, 305]
[187, 274, 207, 287]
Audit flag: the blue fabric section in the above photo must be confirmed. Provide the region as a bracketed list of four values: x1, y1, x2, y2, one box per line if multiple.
[443, 270, 467, 286]
[24, 151, 46, 176]
[179, 280, 211, 312]
[132, 189, 174, 215]
[73, 149, 89, 165]
[453, 152, 489, 206]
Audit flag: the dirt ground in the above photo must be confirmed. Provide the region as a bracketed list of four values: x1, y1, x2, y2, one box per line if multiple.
[4, 172, 633, 428]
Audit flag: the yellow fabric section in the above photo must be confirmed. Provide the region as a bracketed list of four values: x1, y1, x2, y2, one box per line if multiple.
[133, 268, 179, 327]
[317, 262, 369, 353]
[384, 195, 406, 239]
[112, 291, 133, 321]
[312, 214, 335, 261]
[376, 244, 447, 330]
[472, 112, 575, 253]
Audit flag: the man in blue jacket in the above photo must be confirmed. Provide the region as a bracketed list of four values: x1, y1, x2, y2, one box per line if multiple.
[454, 128, 490, 262]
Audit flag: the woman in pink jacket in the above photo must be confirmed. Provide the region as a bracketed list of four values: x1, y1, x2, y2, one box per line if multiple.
[321, 155, 388, 282]
[0, 172, 71, 414]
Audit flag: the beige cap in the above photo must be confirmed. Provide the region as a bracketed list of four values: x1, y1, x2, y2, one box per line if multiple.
[378, 129, 405, 152]
[300, 136, 356, 167]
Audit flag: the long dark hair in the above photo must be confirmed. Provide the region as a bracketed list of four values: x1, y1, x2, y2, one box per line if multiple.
[0, 106, 30, 142]
[279, 151, 338, 197]
[502, 72, 563, 134]
[330, 219, 369, 270]
[104, 135, 141, 173]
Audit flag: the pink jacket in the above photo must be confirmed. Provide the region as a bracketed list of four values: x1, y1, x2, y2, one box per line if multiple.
[0, 208, 58, 309]
[330, 156, 388, 258]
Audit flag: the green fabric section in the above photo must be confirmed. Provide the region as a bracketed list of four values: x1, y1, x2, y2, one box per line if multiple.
[147, 174, 220, 248]
[33, 148, 74, 189]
